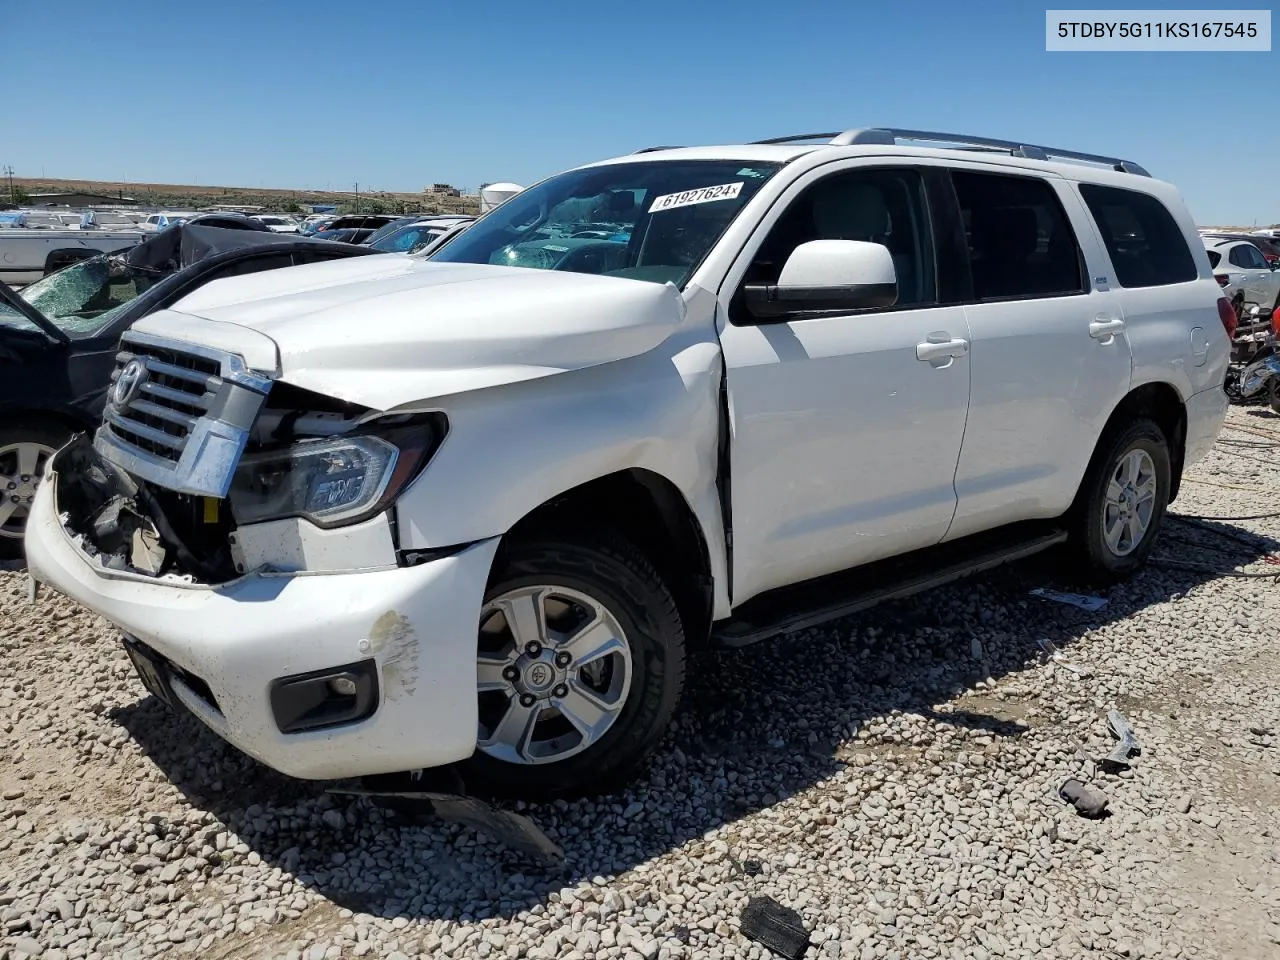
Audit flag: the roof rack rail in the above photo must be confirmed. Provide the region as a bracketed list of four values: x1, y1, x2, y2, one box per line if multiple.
[750, 127, 1150, 176]
[632, 145, 683, 154]
[752, 132, 844, 145]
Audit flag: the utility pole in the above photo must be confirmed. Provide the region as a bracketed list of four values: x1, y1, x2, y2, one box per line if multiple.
[354, 181, 359, 214]
[3, 165, 13, 204]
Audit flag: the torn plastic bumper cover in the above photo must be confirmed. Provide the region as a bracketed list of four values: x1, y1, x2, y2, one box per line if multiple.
[50, 434, 221, 580]
[24, 447, 501, 782]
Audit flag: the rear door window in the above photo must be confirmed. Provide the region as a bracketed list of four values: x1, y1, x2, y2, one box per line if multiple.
[1078, 184, 1197, 288]
[951, 171, 1084, 301]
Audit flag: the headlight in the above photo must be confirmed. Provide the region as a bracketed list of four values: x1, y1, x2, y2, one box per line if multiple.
[227, 417, 445, 528]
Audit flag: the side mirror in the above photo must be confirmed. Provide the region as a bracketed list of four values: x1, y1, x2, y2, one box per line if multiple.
[742, 240, 898, 321]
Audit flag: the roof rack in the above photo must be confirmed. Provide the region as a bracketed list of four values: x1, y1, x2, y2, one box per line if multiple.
[632, 145, 683, 154]
[749, 127, 1151, 176]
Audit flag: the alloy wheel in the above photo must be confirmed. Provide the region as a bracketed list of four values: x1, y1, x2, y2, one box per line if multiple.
[475, 584, 633, 765]
[1101, 448, 1157, 557]
[0, 441, 56, 543]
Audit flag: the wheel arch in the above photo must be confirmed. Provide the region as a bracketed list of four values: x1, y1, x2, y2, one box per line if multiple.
[499, 467, 716, 649]
[1076, 381, 1188, 509]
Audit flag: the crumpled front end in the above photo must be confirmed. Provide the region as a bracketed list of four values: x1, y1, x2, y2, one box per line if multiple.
[24, 455, 496, 778]
[24, 328, 493, 780]
[76, 327, 452, 583]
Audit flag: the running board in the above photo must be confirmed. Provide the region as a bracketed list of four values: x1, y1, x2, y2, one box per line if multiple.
[713, 523, 1069, 647]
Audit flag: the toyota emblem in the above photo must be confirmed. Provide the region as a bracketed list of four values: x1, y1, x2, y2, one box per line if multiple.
[112, 359, 148, 407]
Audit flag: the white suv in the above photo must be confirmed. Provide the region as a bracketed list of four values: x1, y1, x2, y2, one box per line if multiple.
[24, 128, 1231, 798]
[1202, 235, 1280, 311]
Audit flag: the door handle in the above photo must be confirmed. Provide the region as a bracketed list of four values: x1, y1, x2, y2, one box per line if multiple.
[1089, 318, 1126, 341]
[916, 336, 969, 362]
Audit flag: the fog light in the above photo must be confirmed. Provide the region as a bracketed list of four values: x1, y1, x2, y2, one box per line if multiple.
[269, 660, 379, 734]
[328, 676, 358, 697]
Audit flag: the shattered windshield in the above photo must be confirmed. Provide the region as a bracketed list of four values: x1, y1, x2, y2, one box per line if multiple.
[429, 160, 781, 288]
[10, 255, 147, 338]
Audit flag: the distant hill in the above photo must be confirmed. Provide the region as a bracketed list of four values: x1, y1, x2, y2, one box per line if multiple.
[7, 176, 479, 217]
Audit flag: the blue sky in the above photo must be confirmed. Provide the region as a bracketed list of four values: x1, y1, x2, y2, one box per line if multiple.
[5, 0, 1275, 223]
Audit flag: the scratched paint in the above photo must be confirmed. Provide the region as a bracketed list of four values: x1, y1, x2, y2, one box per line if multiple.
[368, 611, 420, 701]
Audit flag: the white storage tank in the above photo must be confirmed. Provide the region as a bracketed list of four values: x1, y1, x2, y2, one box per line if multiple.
[479, 182, 525, 213]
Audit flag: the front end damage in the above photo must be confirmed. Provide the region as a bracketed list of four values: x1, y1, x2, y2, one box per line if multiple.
[26, 328, 495, 782]
[64, 329, 446, 584]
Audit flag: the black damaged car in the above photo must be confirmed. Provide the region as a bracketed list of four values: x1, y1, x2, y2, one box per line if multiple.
[0, 223, 379, 558]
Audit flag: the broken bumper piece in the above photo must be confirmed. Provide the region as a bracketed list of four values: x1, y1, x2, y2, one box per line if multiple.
[25, 467, 499, 781]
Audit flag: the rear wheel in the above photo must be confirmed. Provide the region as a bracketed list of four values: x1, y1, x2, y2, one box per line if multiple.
[459, 533, 686, 799]
[0, 421, 72, 560]
[1068, 418, 1171, 584]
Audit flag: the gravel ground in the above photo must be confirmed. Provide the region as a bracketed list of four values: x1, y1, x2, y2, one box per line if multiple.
[3, 405, 1280, 960]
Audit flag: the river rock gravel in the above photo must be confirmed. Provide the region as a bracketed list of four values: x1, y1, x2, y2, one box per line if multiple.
[3, 405, 1280, 960]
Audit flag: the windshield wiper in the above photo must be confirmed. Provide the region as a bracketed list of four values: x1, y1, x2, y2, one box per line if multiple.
[0, 280, 68, 345]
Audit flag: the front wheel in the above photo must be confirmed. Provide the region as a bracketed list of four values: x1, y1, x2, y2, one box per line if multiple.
[459, 533, 687, 799]
[0, 421, 73, 560]
[1069, 418, 1171, 584]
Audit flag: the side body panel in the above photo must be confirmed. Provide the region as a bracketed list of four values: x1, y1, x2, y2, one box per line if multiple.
[391, 307, 733, 619]
[1081, 175, 1231, 404]
[945, 175, 1133, 540]
[710, 157, 973, 604]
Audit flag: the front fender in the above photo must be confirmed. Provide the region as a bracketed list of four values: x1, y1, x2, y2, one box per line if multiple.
[391, 326, 730, 617]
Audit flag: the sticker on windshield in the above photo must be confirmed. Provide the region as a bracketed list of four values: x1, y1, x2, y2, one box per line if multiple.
[649, 182, 743, 213]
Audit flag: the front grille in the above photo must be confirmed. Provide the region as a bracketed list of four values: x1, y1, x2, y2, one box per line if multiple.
[94, 331, 272, 498]
[106, 346, 223, 464]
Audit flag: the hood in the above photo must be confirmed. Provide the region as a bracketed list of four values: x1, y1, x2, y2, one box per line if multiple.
[130, 256, 687, 410]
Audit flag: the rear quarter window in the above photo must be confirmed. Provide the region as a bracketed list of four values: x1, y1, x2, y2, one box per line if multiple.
[1078, 184, 1197, 288]
[1206, 250, 1221, 268]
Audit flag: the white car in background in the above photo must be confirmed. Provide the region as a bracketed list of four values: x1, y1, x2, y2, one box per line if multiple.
[1203, 236, 1280, 311]
[139, 212, 200, 233]
[368, 215, 476, 253]
[252, 215, 301, 234]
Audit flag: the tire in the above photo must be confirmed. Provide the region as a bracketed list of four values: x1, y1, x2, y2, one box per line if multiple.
[0, 419, 74, 560]
[458, 533, 686, 800]
[1268, 376, 1280, 415]
[1068, 418, 1171, 584]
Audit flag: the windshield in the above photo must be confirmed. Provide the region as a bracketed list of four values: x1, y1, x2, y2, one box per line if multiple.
[8, 255, 147, 338]
[429, 160, 781, 287]
[364, 218, 413, 245]
[372, 222, 449, 253]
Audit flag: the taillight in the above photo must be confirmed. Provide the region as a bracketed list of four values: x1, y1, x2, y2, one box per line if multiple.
[1214, 273, 1231, 287]
[1272, 307, 1280, 339]
[1217, 297, 1238, 339]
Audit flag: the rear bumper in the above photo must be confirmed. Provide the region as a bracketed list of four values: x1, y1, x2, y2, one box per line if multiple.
[25, 470, 499, 780]
[1183, 384, 1229, 468]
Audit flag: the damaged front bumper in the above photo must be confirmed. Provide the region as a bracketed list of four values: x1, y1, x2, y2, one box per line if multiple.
[25, 444, 498, 781]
